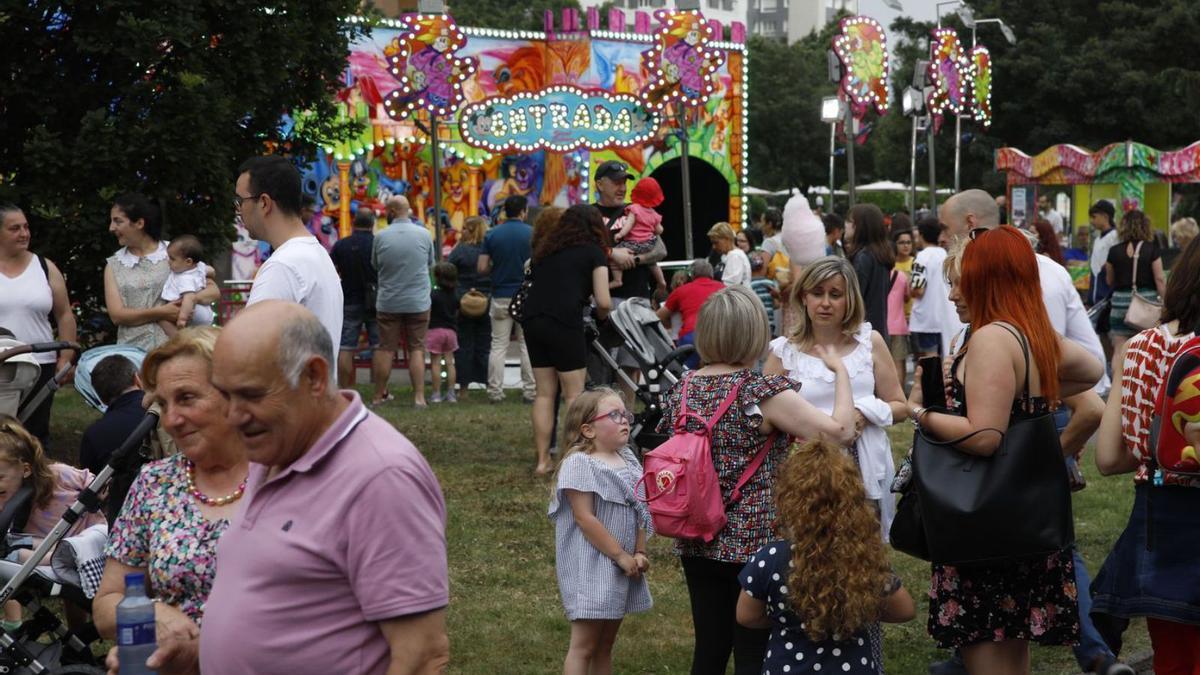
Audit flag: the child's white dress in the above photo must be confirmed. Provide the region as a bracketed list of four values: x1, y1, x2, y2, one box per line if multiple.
[548, 447, 653, 620]
[161, 262, 214, 326]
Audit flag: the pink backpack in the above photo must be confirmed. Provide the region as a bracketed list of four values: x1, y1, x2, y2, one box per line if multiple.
[639, 373, 775, 542]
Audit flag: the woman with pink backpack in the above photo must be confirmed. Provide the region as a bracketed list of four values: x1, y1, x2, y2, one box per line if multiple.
[654, 286, 858, 675]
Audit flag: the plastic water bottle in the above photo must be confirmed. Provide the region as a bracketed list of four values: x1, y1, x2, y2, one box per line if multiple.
[116, 572, 157, 675]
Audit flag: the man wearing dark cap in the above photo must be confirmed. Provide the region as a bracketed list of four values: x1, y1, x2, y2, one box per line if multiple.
[591, 160, 667, 402]
[1087, 199, 1118, 364]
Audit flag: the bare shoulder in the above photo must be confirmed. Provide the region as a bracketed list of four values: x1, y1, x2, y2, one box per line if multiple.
[967, 323, 1025, 361]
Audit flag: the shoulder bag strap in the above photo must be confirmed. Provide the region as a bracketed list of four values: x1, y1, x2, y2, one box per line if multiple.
[1131, 241, 1143, 295]
[698, 375, 746, 434]
[992, 322, 1032, 400]
[728, 431, 778, 504]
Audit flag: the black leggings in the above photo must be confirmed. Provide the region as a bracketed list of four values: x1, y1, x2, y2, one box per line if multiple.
[680, 556, 769, 675]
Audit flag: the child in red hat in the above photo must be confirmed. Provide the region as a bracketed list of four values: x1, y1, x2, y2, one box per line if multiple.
[611, 176, 667, 293]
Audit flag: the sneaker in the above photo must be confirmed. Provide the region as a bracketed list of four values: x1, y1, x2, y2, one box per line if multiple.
[446, 391, 458, 403]
[431, 392, 443, 404]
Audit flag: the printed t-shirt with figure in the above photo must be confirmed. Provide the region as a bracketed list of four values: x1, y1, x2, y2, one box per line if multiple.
[161, 261, 214, 326]
[908, 245, 962, 354]
[740, 540, 893, 675]
[548, 447, 653, 620]
[247, 235, 343, 357]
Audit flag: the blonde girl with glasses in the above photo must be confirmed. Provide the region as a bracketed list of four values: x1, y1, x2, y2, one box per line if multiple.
[548, 388, 652, 675]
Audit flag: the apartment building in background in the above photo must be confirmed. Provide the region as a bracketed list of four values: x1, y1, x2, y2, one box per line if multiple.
[749, 0, 858, 43]
[577, 0, 748, 32]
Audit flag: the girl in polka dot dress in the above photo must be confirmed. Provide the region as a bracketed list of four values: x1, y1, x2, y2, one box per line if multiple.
[736, 440, 914, 674]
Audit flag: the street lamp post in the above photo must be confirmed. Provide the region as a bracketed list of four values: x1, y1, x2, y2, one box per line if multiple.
[902, 86, 926, 220]
[820, 96, 843, 209]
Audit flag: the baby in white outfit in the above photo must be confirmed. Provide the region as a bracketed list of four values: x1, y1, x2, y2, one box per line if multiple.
[159, 235, 214, 337]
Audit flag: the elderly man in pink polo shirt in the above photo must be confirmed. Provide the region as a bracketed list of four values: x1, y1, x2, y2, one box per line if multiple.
[108, 300, 449, 674]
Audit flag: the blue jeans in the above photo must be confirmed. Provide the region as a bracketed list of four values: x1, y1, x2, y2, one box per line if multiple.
[1054, 407, 1115, 669]
[677, 332, 700, 370]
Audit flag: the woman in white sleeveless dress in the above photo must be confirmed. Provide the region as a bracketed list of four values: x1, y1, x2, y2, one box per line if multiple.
[0, 205, 77, 446]
[763, 256, 907, 540]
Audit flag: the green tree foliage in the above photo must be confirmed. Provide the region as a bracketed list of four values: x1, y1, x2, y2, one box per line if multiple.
[750, 0, 1200, 202]
[968, 0, 1200, 153]
[448, 0, 583, 32]
[0, 1, 366, 312]
[745, 30, 839, 193]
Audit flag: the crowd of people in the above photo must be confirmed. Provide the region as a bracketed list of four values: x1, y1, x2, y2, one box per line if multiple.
[0, 154, 1198, 675]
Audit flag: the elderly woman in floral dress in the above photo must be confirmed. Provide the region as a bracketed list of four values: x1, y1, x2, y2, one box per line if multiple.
[92, 327, 249, 641]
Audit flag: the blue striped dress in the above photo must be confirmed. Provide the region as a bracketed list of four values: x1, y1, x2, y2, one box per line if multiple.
[548, 448, 653, 621]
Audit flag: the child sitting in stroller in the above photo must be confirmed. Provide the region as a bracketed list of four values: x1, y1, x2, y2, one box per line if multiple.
[0, 415, 104, 632]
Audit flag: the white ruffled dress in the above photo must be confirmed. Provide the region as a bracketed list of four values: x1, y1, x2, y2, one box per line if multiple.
[768, 324, 897, 541]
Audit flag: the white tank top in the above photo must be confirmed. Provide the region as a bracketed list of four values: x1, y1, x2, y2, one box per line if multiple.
[0, 255, 55, 364]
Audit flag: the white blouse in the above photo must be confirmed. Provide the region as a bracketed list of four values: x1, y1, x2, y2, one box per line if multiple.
[769, 323, 896, 541]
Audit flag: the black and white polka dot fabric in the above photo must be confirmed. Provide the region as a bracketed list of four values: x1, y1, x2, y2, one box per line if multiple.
[739, 540, 880, 674]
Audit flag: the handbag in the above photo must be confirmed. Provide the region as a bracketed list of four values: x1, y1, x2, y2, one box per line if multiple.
[508, 264, 532, 322]
[892, 325, 1075, 566]
[1124, 241, 1162, 331]
[459, 289, 489, 318]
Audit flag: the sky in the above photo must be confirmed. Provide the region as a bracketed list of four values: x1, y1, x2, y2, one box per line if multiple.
[858, 0, 941, 49]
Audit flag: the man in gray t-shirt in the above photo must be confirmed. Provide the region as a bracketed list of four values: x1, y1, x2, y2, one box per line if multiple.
[372, 196, 435, 407]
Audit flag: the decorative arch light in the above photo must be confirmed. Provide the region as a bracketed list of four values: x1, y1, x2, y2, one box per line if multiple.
[458, 86, 661, 153]
[925, 27, 969, 117]
[381, 13, 478, 119]
[831, 16, 890, 117]
[637, 9, 724, 111]
[969, 45, 992, 128]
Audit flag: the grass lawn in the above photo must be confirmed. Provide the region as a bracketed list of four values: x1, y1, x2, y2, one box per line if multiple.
[46, 385, 1149, 674]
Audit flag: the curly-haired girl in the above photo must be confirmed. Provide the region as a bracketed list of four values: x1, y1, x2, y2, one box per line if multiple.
[736, 440, 914, 674]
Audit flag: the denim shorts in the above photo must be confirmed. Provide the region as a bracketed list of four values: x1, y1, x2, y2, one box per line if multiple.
[911, 331, 941, 355]
[1091, 484, 1200, 625]
[340, 304, 379, 351]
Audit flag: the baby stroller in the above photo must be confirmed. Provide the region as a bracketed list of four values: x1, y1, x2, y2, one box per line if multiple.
[0, 332, 75, 433]
[586, 298, 694, 452]
[0, 334, 152, 673]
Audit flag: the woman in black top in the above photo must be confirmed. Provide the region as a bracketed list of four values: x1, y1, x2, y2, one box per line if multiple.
[1105, 209, 1167, 353]
[845, 203, 894, 342]
[521, 204, 612, 474]
[447, 216, 491, 398]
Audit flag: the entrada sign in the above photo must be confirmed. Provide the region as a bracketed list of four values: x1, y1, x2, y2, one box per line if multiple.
[458, 85, 660, 153]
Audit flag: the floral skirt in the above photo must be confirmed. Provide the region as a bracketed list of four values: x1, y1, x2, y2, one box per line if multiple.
[928, 548, 1081, 648]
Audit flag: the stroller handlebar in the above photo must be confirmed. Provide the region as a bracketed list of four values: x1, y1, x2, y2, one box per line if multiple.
[0, 341, 82, 365]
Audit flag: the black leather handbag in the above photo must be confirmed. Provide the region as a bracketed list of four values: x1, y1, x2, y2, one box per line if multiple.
[889, 327, 1075, 566]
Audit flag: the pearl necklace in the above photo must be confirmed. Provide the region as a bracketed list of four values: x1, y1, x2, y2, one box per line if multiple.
[185, 460, 248, 507]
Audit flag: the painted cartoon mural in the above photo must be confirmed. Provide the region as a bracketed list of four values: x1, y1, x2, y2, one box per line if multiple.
[293, 10, 747, 256]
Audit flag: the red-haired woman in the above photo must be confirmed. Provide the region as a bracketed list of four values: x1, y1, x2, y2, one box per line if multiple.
[1032, 217, 1066, 267]
[906, 227, 1104, 673]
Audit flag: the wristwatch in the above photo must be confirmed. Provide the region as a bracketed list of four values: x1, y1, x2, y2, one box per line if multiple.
[909, 406, 927, 423]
